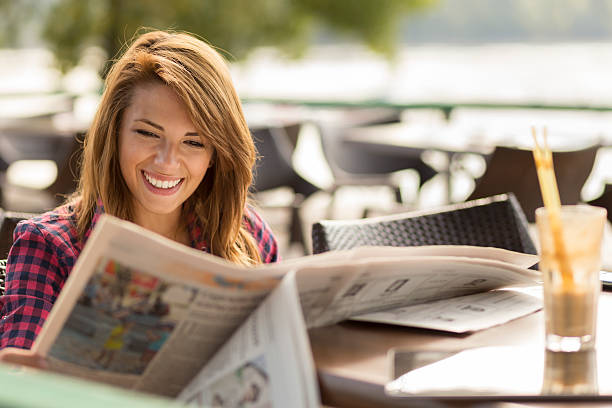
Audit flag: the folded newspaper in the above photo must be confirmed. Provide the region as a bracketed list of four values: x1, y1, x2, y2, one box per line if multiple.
[31, 214, 541, 405]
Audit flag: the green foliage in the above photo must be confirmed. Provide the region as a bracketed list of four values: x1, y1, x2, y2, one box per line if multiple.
[0, 0, 436, 72]
[0, 0, 40, 46]
[299, 0, 434, 55]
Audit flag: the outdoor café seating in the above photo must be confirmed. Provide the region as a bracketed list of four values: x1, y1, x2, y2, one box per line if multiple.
[311, 192, 536, 255]
[251, 125, 320, 251]
[0, 209, 37, 295]
[315, 109, 437, 214]
[467, 144, 600, 222]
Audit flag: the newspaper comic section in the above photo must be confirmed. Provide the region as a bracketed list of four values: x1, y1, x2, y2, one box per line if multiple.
[31, 215, 542, 406]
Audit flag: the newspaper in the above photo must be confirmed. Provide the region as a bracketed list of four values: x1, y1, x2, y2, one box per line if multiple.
[352, 286, 542, 333]
[178, 272, 318, 407]
[294, 247, 540, 328]
[30, 214, 541, 402]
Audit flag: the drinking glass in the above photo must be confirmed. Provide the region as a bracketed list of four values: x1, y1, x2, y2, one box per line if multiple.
[535, 205, 607, 352]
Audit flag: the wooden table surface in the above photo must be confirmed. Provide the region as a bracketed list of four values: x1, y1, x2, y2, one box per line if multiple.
[309, 291, 612, 408]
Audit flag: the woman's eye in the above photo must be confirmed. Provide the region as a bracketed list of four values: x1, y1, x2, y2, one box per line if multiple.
[185, 140, 205, 148]
[136, 129, 159, 138]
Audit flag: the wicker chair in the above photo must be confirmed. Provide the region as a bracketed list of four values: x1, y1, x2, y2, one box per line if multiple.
[0, 209, 37, 295]
[0, 259, 5, 296]
[311, 193, 536, 255]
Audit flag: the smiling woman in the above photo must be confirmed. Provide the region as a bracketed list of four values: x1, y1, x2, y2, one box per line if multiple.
[118, 82, 214, 244]
[0, 30, 279, 353]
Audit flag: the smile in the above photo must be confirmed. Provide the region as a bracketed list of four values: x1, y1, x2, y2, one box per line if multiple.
[143, 171, 183, 189]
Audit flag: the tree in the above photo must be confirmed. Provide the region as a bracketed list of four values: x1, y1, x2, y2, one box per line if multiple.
[0, 0, 436, 72]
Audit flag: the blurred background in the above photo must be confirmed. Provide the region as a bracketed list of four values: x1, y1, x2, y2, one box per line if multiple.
[2, 0, 612, 258]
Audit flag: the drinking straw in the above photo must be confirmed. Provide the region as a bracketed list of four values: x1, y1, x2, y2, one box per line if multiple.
[532, 126, 573, 290]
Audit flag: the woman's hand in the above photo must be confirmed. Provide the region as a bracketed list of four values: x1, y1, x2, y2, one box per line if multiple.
[0, 348, 47, 370]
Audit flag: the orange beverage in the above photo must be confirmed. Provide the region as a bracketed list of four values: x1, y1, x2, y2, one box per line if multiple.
[536, 205, 606, 352]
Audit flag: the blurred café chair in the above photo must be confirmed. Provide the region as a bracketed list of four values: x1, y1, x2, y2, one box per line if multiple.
[40, 134, 82, 201]
[467, 145, 599, 223]
[315, 108, 436, 215]
[0, 209, 38, 295]
[589, 183, 612, 223]
[0, 209, 37, 259]
[282, 122, 302, 150]
[1, 133, 82, 212]
[311, 193, 536, 255]
[251, 125, 320, 252]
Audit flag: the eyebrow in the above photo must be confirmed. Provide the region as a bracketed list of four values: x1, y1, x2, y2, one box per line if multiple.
[135, 118, 200, 137]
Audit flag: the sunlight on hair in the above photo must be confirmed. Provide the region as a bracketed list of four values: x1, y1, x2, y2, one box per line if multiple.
[7, 160, 58, 189]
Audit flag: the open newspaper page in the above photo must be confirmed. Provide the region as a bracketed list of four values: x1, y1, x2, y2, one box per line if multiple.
[342, 245, 539, 269]
[294, 251, 541, 329]
[352, 286, 542, 333]
[178, 271, 319, 408]
[32, 215, 287, 397]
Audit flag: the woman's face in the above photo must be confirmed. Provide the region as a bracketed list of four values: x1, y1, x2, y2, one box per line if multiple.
[118, 82, 214, 224]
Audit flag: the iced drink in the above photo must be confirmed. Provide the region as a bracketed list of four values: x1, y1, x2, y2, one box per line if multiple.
[536, 205, 606, 352]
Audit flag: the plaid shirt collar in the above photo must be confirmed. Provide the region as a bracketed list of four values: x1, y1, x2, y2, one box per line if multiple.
[87, 198, 209, 252]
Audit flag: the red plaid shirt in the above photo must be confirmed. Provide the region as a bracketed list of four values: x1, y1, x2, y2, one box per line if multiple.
[0, 200, 278, 349]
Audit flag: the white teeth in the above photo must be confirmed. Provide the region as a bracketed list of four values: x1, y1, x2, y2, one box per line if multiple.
[144, 172, 181, 189]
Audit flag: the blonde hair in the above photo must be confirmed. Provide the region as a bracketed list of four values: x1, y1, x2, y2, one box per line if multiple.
[75, 30, 261, 265]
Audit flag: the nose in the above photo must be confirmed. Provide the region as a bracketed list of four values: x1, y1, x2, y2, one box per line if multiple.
[155, 140, 180, 168]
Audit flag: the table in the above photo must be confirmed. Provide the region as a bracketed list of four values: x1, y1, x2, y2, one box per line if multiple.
[343, 121, 605, 205]
[309, 292, 612, 407]
[342, 123, 494, 204]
